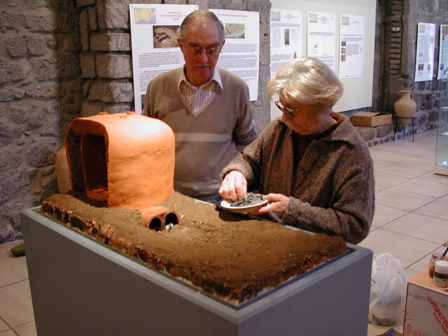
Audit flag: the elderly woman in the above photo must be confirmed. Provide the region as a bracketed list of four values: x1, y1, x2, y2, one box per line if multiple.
[219, 57, 374, 244]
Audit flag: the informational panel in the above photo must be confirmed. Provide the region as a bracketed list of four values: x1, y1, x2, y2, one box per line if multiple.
[339, 14, 365, 79]
[212, 9, 260, 101]
[438, 25, 448, 80]
[415, 22, 436, 82]
[130, 5, 260, 113]
[270, 8, 303, 78]
[269, 0, 376, 119]
[129, 4, 198, 114]
[307, 11, 336, 71]
[269, 9, 303, 119]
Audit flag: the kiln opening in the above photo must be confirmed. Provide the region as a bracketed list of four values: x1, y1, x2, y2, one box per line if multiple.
[82, 133, 108, 202]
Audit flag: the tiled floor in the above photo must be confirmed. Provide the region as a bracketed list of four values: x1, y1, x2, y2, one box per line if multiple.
[1, 128, 447, 336]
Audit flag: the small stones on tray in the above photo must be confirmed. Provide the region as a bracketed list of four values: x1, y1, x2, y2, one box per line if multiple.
[230, 194, 265, 207]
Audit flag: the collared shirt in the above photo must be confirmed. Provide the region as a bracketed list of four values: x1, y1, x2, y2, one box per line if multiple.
[178, 66, 223, 116]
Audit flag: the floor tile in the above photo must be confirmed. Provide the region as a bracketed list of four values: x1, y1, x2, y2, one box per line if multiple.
[404, 268, 421, 280]
[369, 150, 412, 163]
[0, 318, 8, 333]
[381, 212, 448, 244]
[358, 229, 439, 268]
[392, 178, 448, 198]
[373, 171, 409, 189]
[374, 161, 433, 179]
[0, 242, 22, 255]
[419, 171, 448, 184]
[415, 198, 448, 220]
[14, 321, 37, 336]
[375, 189, 435, 211]
[0, 330, 17, 336]
[371, 204, 408, 229]
[0, 254, 28, 288]
[407, 246, 447, 274]
[0, 280, 34, 328]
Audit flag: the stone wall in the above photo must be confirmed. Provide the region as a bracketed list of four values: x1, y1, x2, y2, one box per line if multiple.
[0, 0, 83, 242]
[0, 0, 272, 243]
[374, 0, 448, 137]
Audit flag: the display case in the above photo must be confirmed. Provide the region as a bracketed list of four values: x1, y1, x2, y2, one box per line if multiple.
[435, 79, 448, 175]
[21, 207, 373, 336]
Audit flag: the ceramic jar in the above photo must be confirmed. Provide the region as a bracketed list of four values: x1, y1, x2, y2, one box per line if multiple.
[394, 90, 417, 126]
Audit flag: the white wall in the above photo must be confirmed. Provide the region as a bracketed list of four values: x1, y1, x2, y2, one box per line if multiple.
[269, 0, 377, 120]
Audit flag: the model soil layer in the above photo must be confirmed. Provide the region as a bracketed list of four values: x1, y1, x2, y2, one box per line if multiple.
[40, 192, 347, 303]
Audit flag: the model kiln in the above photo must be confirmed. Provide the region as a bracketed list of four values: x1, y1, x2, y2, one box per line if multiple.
[65, 111, 178, 229]
[65, 111, 175, 209]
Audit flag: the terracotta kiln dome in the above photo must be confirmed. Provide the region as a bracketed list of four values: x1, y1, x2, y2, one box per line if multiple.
[65, 111, 175, 209]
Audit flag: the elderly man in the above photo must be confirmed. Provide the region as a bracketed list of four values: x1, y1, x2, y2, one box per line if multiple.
[143, 10, 257, 202]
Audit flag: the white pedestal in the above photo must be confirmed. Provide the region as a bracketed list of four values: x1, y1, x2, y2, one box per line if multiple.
[21, 207, 373, 336]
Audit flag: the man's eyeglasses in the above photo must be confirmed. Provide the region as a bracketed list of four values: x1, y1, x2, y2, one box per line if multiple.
[274, 101, 300, 118]
[182, 41, 221, 57]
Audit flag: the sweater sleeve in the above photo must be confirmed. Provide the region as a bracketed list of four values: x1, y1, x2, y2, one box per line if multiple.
[282, 144, 374, 245]
[220, 121, 278, 189]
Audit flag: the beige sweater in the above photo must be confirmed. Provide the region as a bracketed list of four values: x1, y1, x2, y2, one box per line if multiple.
[221, 113, 374, 244]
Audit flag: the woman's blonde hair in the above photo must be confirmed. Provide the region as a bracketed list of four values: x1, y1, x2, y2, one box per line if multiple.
[267, 57, 344, 113]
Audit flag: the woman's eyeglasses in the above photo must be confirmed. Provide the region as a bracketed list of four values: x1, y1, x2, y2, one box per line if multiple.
[274, 101, 300, 118]
[182, 41, 220, 57]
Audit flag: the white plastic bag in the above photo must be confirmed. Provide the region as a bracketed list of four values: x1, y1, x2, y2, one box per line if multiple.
[369, 253, 407, 326]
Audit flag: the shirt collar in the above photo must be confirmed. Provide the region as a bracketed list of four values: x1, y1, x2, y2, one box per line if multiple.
[178, 65, 223, 90]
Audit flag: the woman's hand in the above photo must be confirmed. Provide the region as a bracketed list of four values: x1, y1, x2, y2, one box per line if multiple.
[251, 193, 290, 218]
[219, 171, 247, 201]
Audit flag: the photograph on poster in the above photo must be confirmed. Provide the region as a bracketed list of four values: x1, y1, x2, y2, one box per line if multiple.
[225, 23, 245, 38]
[153, 26, 179, 48]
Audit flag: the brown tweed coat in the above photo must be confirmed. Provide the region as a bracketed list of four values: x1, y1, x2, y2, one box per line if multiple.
[221, 113, 375, 244]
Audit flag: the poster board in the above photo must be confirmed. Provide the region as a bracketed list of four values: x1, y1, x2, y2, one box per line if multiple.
[130, 5, 260, 114]
[415, 22, 436, 82]
[129, 4, 198, 114]
[269, 0, 376, 119]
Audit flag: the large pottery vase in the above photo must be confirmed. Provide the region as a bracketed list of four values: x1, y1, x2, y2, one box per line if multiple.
[394, 90, 417, 126]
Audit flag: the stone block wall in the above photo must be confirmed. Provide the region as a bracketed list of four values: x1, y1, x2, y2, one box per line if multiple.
[374, 0, 448, 136]
[0, 0, 272, 243]
[0, 0, 83, 242]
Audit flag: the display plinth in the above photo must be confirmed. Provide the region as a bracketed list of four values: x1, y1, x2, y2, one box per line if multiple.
[21, 207, 372, 336]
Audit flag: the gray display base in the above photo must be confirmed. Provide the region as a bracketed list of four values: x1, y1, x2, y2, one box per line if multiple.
[21, 207, 373, 336]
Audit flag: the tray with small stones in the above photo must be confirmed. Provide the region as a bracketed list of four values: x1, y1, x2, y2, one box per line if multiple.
[220, 194, 268, 213]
